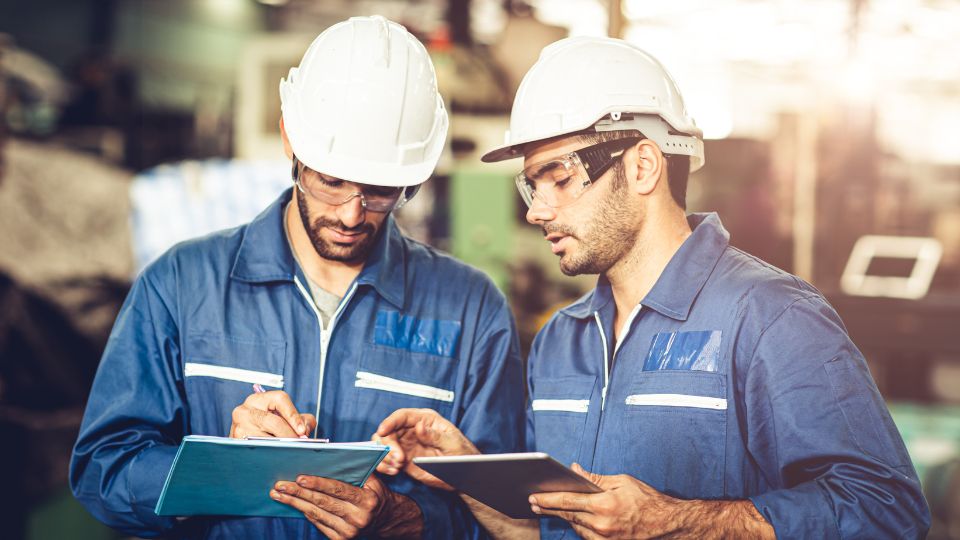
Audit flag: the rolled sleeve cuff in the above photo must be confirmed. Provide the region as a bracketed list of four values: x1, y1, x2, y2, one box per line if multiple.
[750, 482, 839, 540]
[128, 444, 180, 526]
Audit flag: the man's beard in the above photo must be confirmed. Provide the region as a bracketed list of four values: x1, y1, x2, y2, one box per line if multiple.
[544, 165, 639, 276]
[296, 188, 382, 263]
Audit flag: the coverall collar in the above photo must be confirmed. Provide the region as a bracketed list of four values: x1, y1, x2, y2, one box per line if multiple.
[561, 212, 729, 321]
[230, 188, 407, 309]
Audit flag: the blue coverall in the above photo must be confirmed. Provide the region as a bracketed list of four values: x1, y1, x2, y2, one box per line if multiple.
[71, 189, 525, 539]
[527, 213, 930, 539]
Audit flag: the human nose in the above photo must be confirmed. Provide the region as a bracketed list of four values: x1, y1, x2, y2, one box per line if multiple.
[336, 192, 367, 228]
[525, 194, 557, 225]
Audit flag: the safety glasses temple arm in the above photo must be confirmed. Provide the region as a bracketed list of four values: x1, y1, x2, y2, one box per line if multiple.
[578, 136, 643, 181]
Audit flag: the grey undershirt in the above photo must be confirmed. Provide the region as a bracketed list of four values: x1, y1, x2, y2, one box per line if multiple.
[284, 203, 341, 328]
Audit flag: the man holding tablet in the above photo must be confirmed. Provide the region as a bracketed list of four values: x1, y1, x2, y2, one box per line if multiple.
[375, 37, 929, 539]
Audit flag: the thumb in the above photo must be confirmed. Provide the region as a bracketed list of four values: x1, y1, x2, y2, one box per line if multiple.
[363, 472, 384, 490]
[571, 463, 605, 486]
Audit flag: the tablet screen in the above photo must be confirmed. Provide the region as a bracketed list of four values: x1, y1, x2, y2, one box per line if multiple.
[414, 452, 601, 519]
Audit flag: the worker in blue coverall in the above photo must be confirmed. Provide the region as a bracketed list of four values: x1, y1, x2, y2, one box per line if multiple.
[70, 16, 523, 539]
[373, 37, 931, 539]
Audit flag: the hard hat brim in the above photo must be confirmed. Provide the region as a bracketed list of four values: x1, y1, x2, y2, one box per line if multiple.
[480, 109, 705, 171]
[480, 142, 525, 163]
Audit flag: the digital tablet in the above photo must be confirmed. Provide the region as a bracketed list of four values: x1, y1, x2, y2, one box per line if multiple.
[413, 452, 602, 519]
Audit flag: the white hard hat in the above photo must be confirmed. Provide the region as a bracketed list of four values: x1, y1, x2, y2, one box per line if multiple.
[482, 36, 704, 171]
[280, 15, 448, 187]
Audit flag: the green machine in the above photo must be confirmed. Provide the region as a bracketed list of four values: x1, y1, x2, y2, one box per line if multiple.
[450, 166, 515, 292]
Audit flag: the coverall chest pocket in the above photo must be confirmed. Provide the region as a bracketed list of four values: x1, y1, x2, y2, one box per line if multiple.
[182, 333, 287, 436]
[618, 370, 727, 498]
[531, 375, 597, 467]
[355, 346, 458, 423]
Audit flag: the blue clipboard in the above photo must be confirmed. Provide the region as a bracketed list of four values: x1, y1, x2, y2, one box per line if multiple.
[155, 435, 390, 518]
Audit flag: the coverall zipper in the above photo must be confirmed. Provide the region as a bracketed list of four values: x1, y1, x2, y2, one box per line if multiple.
[294, 276, 358, 438]
[593, 304, 642, 411]
[590, 304, 643, 467]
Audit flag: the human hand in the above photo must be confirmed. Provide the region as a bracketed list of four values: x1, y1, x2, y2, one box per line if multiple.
[228, 389, 317, 439]
[528, 463, 686, 540]
[372, 408, 479, 491]
[270, 473, 421, 539]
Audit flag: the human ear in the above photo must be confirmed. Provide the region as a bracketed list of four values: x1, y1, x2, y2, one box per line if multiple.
[623, 139, 664, 196]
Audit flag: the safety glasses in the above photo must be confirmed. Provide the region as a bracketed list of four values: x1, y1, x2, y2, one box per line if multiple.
[515, 136, 642, 209]
[292, 156, 418, 213]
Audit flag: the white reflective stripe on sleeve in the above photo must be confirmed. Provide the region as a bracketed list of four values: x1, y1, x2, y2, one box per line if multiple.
[531, 399, 590, 413]
[183, 362, 284, 388]
[625, 393, 727, 410]
[354, 371, 454, 403]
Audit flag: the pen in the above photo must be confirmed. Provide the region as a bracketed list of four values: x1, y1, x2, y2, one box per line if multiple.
[251, 384, 308, 438]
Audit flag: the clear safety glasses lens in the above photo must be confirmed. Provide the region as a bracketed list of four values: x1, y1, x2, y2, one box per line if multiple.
[514, 153, 591, 209]
[514, 136, 643, 209]
[292, 158, 408, 213]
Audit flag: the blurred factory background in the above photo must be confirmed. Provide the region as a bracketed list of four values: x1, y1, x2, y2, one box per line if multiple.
[1, 0, 959, 538]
